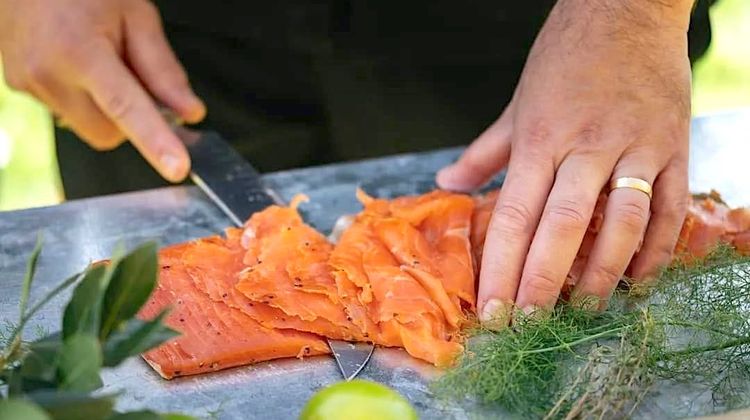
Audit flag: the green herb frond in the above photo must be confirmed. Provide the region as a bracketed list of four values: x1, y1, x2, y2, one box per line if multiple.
[436, 246, 750, 419]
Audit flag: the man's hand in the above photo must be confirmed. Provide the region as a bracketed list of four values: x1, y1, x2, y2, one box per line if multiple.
[0, 0, 205, 182]
[437, 0, 695, 326]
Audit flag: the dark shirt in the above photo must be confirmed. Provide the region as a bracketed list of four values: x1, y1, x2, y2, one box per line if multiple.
[56, 1, 716, 198]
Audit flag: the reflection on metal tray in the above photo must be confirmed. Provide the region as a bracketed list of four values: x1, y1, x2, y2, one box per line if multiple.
[1, 109, 749, 419]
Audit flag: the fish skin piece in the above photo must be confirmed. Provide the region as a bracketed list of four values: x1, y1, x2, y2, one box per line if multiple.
[138, 242, 329, 380]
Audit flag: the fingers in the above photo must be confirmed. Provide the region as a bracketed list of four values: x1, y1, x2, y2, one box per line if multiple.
[32, 78, 125, 150]
[477, 149, 555, 328]
[124, 1, 205, 123]
[436, 107, 513, 192]
[628, 160, 689, 280]
[513, 155, 612, 313]
[80, 43, 191, 182]
[572, 161, 658, 309]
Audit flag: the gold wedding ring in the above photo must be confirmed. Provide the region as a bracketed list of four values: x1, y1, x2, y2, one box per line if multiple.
[609, 177, 653, 199]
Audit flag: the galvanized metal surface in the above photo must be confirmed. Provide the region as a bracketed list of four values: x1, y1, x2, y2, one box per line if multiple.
[1, 110, 749, 419]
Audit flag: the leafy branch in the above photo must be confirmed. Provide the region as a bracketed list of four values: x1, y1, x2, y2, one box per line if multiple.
[0, 238, 188, 420]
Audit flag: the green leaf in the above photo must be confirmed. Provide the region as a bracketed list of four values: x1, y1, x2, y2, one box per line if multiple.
[107, 411, 160, 420]
[22, 271, 85, 331]
[100, 242, 159, 340]
[1, 270, 82, 380]
[28, 390, 115, 420]
[0, 399, 51, 420]
[160, 415, 197, 420]
[107, 411, 162, 420]
[106, 411, 197, 420]
[57, 334, 102, 392]
[20, 234, 44, 322]
[13, 333, 63, 394]
[107, 411, 197, 420]
[62, 265, 107, 339]
[109, 410, 172, 420]
[1, 237, 45, 366]
[103, 309, 178, 367]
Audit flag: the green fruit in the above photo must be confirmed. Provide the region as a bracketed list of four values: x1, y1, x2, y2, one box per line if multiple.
[299, 379, 418, 420]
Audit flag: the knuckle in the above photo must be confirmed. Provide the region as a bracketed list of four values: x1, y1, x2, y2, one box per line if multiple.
[522, 268, 561, 297]
[491, 199, 535, 235]
[520, 119, 552, 147]
[589, 263, 624, 286]
[55, 32, 85, 62]
[102, 91, 135, 121]
[458, 152, 490, 175]
[632, 247, 672, 280]
[545, 199, 588, 233]
[614, 201, 649, 233]
[669, 196, 690, 220]
[653, 246, 674, 267]
[158, 67, 189, 91]
[575, 122, 603, 148]
[665, 119, 690, 148]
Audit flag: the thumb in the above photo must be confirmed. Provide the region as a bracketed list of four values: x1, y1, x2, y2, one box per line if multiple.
[436, 108, 513, 192]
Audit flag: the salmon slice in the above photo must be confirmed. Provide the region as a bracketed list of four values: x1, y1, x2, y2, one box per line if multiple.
[236, 197, 367, 341]
[140, 186, 750, 381]
[181, 229, 350, 339]
[330, 218, 464, 366]
[674, 192, 750, 260]
[371, 217, 465, 329]
[139, 242, 329, 379]
[358, 189, 476, 315]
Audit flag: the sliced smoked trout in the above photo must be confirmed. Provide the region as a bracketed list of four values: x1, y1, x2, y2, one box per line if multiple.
[140, 187, 750, 380]
[139, 240, 329, 379]
[330, 211, 465, 366]
[140, 190, 476, 378]
[235, 196, 367, 341]
[674, 191, 750, 259]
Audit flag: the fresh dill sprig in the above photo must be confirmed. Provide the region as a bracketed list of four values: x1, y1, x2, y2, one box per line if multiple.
[434, 245, 750, 419]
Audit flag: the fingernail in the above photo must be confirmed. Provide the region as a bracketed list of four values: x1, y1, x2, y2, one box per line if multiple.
[570, 294, 600, 312]
[436, 165, 472, 192]
[160, 153, 187, 182]
[520, 305, 548, 321]
[480, 299, 511, 331]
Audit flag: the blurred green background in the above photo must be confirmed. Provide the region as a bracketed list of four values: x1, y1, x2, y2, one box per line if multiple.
[0, 0, 749, 211]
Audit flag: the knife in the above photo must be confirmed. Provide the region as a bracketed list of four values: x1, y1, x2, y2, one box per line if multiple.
[173, 125, 374, 381]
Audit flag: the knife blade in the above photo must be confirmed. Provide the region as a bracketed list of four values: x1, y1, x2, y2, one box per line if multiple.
[175, 126, 374, 380]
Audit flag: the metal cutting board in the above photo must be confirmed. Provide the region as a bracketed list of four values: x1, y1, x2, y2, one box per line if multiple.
[1, 110, 750, 419]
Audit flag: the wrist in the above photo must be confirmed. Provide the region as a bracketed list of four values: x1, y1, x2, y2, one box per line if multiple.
[555, 0, 695, 34]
